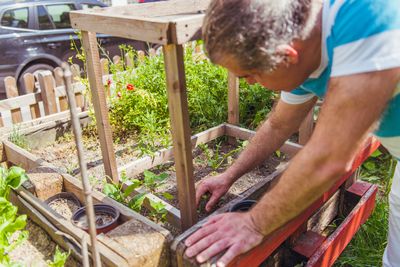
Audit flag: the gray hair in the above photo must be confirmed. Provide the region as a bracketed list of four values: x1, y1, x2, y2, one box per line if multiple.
[202, 0, 316, 72]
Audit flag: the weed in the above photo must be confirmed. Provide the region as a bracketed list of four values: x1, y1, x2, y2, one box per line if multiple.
[47, 246, 70, 267]
[8, 127, 28, 149]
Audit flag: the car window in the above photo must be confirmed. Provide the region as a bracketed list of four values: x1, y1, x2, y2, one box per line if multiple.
[0, 7, 29, 29]
[38, 6, 53, 30]
[46, 4, 76, 29]
[81, 4, 103, 9]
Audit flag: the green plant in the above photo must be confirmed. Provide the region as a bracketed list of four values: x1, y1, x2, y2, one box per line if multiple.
[47, 246, 70, 267]
[8, 127, 28, 150]
[103, 171, 171, 222]
[199, 140, 248, 170]
[0, 166, 28, 266]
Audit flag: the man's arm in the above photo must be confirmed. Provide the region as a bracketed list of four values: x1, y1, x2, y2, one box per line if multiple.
[250, 68, 400, 236]
[196, 96, 317, 210]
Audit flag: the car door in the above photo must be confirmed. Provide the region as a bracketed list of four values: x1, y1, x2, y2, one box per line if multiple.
[36, 3, 78, 64]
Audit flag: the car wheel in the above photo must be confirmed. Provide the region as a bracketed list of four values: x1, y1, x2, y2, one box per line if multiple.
[18, 63, 54, 94]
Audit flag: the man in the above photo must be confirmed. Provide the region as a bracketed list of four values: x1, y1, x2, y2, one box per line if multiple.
[184, 0, 400, 266]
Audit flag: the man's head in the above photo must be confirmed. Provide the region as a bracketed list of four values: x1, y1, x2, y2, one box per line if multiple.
[202, 0, 322, 90]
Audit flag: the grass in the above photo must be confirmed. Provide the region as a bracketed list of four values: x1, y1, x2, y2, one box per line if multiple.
[335, 151, 396, 266]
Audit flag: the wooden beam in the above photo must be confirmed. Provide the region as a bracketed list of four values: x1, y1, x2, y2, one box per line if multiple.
[163, 43, 197, 230]
[81, 31, 118, 183]
[118, 124, 225, 177]
[70, 11, 170, 44]
[23, 73, 41, 119]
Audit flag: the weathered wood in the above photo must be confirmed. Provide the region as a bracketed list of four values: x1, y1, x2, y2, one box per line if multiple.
[224, 123, 303, 158]
[137, 50, 145, 62]
[172, 14, 204, 44]
[112, 55, 121, 65]
[5, 76, 23, 123]
[71, 64, 84, 108]
[163, 43, 197, 230]
[124, 53, 134, 68]
[70, 11, 170, 44]
[54, 67, 68, 111]
[23, 73, 41, 119]
[227, 72, 239, 144]
[100, 58, 110, 76]
[38, 71, 58, 115]
[149, 48, 157, 57]
[299, 108, 314, 145]
[0, 92, 42, 112]
[119, 124, 225, 177]
[81, 31, 118, 182]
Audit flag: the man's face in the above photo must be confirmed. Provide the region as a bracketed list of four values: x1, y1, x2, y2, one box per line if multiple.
[218, 52, 312, 91]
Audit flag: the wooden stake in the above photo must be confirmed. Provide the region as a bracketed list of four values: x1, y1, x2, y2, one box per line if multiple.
[38, 71, 58, 115]
[227, 72, 239, 144]
[62, 63, 102, 267]
[163, 43, 197, 230]
[5, 77, 23, 124]
[23, 73, 41, 119]
[81, 31, 118, 183]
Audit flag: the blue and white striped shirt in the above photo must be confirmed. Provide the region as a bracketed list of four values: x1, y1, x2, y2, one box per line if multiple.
[281, 0, 400, 159]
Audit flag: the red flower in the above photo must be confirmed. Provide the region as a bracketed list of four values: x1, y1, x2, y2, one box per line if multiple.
[117, 91, 122, 98]
[126, 84, 135, 91]
[107, 79, 112, 86]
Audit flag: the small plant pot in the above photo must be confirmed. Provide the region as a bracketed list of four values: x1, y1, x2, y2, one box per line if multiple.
[45, 192, 82, 219]
[229, 200, 257, 212]
[71, 204, 120, 234]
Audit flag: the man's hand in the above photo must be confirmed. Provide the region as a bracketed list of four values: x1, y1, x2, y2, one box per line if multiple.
[185, 212, 264, 267]
[196, 173, 233, 212]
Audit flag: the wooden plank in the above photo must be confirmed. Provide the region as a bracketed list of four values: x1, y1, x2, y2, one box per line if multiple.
[71, 64, 84, 108]
[81, 31, 119, 183]
[125, 53, 134, 68]
[70, 11, 170, 44]
[5, 76, 23, 123]
[118, 124, 225, 177]
[292, 231, 326, 259]
[0, 92, 42, 112]
[306, 184, 377, 267]
[38, 71, 57, 115]
[227, 72, 239, 144]
[23, 73, 41, 119]
[163, 43, 197, 230]
[100, 58, 109, 77]
[172, 14, 204, 44]
[112, 55, 121, 65]
[299, 108, 314, 145]
[53, 67, 68, 111]
[224, 123, 303, 158]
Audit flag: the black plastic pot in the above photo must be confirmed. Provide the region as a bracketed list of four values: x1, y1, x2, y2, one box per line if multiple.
[45, 192, 82, 208]
[71, 204, 120, 234]
[229, 200, 257, 212]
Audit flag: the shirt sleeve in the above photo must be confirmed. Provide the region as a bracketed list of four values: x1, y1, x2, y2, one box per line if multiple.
[330, 0, 400, 77]
[280, 88, 315, 105]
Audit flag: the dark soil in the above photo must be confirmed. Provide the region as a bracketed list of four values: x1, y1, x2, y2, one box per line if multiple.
[48, 198, 80, 219]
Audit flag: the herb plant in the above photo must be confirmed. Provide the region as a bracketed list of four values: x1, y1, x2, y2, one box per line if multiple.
[47, 246, 70, 267]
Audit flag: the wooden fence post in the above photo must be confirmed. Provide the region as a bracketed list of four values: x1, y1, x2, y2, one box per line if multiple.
[38, 71, 57, 115]
[70, 64, 84, 108]
[54, 67, 69, 112]
[163, 43, 197, 230]
[23, 73, 41, 119]
[125, 52, 134, 68]
[4, 77, 23, 124]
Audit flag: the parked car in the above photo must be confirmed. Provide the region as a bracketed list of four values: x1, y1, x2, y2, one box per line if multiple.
[0, 0, 152, 98]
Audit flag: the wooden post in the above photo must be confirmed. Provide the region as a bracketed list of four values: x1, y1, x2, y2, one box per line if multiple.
[137, 50, 145, 62]
[23, 73, 41, 119]
[125, 52, 134, 68]
[149, 48, 156, 57]
[163, 43, 197, 230]
[81, 31, 118, 183]
[70, 64, 84, 108]
[227, 72, 239, 144]
[5, 77, 23, 123]
[54, 67, 68, 111]
[100, 58, 109, 77]
[299, 108, 314, 145]
[38, 71, 58, 115]
[112, 55, 121, 65]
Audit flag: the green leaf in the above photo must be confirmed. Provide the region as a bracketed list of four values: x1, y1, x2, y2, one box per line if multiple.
[129, 193, 146, 211]
[143, 170, 156, 185]
[275, 150, 281, 158]
[370, 150, 382, 158]
[47, 246, 70, 267]
[6, 167, 28, 189]
[155, 173, 168, 181]
[103, 184, 118, 197]
[149, 199, 166, 213]
[123, 179, 142, 198]
[162, 192, 174, 200]
[363, 161, 376, 171]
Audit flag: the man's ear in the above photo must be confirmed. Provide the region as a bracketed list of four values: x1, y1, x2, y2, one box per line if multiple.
[276, 44, 299, 65]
